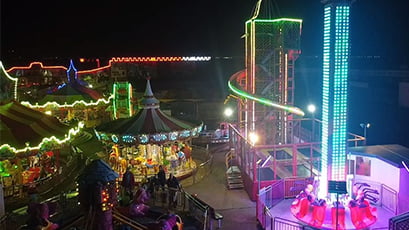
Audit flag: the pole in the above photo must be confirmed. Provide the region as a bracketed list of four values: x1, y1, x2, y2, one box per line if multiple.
[258, 162, 261, 197]
[363, 126, 367, 145]
[312, 114, 315, 142]
[336, 193, 339, 230]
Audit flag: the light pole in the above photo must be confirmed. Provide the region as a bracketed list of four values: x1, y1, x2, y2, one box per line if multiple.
[307, 104, 316, 141]
[223, 107, 234, 139]
[360, 123, 370, 145]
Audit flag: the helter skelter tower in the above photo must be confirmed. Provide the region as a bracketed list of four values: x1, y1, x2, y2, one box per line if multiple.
[240, 0, 302, 145]
[319, 0, 354, 198]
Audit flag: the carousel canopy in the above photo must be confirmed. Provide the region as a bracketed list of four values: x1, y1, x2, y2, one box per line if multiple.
[78, 159, 119, 185]
[39, 60, 102, 105]
[95, 79, 202, 145]
[0, 101, 74, 150]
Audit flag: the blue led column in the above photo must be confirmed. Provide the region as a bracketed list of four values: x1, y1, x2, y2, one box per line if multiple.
[319, 0, 352, 198]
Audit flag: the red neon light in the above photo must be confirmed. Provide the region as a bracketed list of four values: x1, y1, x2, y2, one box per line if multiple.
[77, 65, 110, 74]
[77, 56, 186, 75]
[7, 57, 210, 76]
[6, 62, 68, 72]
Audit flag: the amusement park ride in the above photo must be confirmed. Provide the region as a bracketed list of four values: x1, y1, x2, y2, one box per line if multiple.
[225, 0, 396, 229]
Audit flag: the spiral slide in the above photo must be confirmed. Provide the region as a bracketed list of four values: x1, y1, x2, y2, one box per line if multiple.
[228, 70, 305, 116]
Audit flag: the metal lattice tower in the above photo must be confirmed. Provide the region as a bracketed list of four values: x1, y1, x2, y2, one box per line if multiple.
[239, 13, 302, 145]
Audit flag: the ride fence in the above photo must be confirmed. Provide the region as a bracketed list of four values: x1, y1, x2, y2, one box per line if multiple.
[179, 144, 213, 187]
[284, 177, 314, 199]
[149, 186, 212, 230]
[381, 183, 398, 215]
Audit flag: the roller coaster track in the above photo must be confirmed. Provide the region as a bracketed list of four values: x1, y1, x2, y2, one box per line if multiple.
[228, 70, 305, 116]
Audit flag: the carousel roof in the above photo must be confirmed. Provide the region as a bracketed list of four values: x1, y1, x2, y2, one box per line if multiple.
[39, 60, 102, 104]
[78, 159, 119, 185]
[0, 101, 74, 149]
[95, 79, 202, 144]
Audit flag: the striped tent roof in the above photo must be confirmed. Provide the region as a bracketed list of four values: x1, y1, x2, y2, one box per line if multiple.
[96, 80, 202, 144]
[0, 101, 72, 149]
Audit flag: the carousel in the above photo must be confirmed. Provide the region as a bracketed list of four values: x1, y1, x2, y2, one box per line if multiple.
[95, 79, 202, 181]
[0, 61, 83, 195]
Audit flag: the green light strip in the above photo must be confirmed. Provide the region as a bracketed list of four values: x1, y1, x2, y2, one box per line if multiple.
[21, 95, 113, 108]
[113, 83, 117, 119]
[246, 18, 303, 24]
[228, 80, 304, 116]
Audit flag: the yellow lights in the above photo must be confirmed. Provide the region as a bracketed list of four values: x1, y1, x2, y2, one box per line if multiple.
[249, 132, 259, 146]
[101, 188, 111, 212]
[0, 122, 84, 153]
[20, 95, 114, 109]
[0, 61, 18, 100]
[79, 58, 85, 63]
[45, 111, 52, 115]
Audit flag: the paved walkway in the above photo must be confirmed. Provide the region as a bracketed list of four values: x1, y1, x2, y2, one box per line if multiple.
[182, 144, 260, 230]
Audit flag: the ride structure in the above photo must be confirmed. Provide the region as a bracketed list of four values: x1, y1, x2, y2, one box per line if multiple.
[226, 0, 313, 202]
[228, 3, 304, 145]
[95, 79, 202, 179]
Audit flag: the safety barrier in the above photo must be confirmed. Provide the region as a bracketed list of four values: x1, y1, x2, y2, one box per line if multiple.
[381, 184, 398, 215]
[274, 216, 305, 230]
[389, 211, 409, 230]
[284, 177, 314, 198]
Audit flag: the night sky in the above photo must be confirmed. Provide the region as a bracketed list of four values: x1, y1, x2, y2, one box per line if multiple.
[1, 0, 408, 64]
[1, 0, 409, 146]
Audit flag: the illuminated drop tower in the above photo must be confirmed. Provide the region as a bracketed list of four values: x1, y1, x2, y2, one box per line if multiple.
[319, 0, 353, 198]
[240, 1, 302, 145]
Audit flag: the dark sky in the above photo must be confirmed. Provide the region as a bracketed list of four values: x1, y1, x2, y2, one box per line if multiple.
[1, 0, 408, 64]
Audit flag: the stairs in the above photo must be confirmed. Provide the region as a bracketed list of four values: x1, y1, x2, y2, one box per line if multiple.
[225, 149, 244, 190]
[226, 166, 244, 190]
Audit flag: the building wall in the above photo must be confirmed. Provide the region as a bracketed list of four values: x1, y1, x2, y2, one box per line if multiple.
[351, 154, 400, 192]
[399, 168, 409, 213]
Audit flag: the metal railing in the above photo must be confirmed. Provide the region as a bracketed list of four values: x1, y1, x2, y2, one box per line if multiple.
[381, 184, 398, 215]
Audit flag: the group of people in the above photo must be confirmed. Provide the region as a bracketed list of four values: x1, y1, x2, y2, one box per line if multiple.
[121, 165, 181, 210]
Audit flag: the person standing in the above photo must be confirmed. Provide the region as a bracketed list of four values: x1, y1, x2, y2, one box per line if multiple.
[157, 165, 166, 190]
[167, 173, 180, 209]
[121, 167, 135, 202]
[157, 165, 167, 204]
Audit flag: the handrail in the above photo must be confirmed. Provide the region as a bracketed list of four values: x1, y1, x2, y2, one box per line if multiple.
[112, 209, 149, 230]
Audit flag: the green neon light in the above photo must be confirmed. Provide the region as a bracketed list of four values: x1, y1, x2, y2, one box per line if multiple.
[113, 83, 117, 119]
[320, 6, 331, 198]
[331, 5, 350, 181]
[246, 18, 303, 24]
[21, 95, 113, 108]
[128, 83, 132, 117]
[0, 122, 84, 153]
[228, 80, 305, 116]
[320, 3, 351, 193]
[113, 82, 132, 119]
